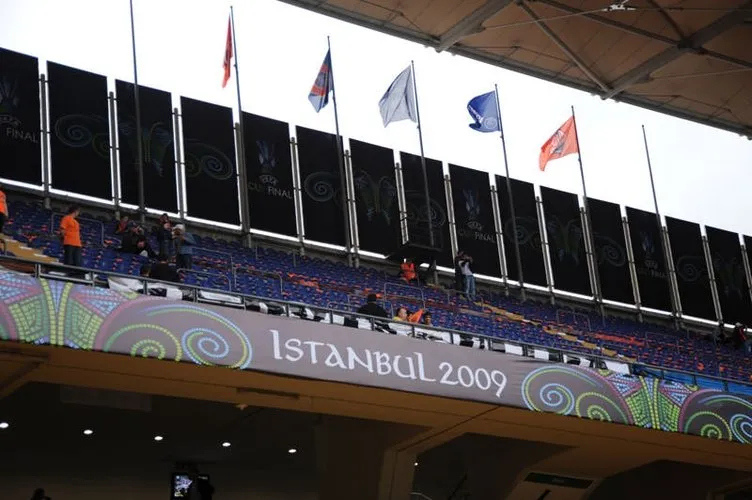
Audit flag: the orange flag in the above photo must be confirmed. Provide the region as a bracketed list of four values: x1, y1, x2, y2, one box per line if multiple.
[539, 116, 579, 171]
[222, 17, 233, 88]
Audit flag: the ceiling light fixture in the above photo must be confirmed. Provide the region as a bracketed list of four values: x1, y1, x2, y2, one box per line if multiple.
[83, 429, 94, 436]
[414, 461, 419, 466]
[221, 441, 231, 448]
[0, 422, 8, 429]
[154, 435, 164, 442]
[288, 448, 297, 454]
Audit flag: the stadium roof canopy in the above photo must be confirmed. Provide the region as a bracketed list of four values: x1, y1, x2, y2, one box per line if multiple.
[279, 0, 752, 138]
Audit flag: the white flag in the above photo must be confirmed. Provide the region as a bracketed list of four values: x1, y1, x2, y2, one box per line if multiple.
[378, 65, 417, 127]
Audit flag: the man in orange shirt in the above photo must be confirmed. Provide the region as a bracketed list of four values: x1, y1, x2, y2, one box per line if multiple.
[59, 205, 82, 268]
[0, 184, 7, 235]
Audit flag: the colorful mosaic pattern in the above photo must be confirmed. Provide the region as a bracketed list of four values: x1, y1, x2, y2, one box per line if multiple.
[1, 271, 751, 444]
[521, 365, 752, 443]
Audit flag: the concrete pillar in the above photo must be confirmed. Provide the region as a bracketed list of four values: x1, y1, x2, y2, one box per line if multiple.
[315, 416, 426, 500]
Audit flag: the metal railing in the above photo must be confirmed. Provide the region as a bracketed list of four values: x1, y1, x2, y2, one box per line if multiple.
[0, 252, 749, 394]
[192, 246, 236, 289]
[178, 268, 231, 291]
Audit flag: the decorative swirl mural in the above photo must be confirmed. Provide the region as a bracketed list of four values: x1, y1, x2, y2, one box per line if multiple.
[304, 171, 338, 203]
[184, 140, 234, 180]
[405, 191, 446, 228]
[594, 234, 627, 267]
[1, 270, 752, 445]
[675, 255, 707, 283]
[545, 216, 584, 264]
[54, 114, 110, 158]
[504, 216, 541, 251]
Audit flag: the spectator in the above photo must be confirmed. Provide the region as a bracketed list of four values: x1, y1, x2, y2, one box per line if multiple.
[139, 263, 151, 278]
[120, 225, 156, 258]
[422, 311, 433, 326]
[357, 293, 389, 318]
[59, 205, 82, 268]
[454, 251, 465, 296]
[114, 214, 130, 235]
[733, 323, 751, 353]
[30, 488, 50, 500]
[173, 224, 196, 270]
[393, 306, 408, 322]
[400, 258, 417, 283]
[0, 184, 7, 235]
[458, 251, 476, 301]
[154, 213, 174, 259]
[149, 257, 180, 283]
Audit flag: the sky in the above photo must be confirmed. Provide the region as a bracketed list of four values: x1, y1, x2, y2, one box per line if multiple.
[1, 0, 751, 236]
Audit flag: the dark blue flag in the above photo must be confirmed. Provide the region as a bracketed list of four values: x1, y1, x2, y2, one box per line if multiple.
[309, 50, 334, 112]
[467, 91, 500, 133]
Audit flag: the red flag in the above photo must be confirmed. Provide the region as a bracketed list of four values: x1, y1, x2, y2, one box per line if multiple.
[539, 116, 579, 171]
[222, 17, 233, 88]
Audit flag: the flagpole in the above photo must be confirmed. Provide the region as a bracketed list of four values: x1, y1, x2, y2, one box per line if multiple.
[327, 36, 353, 266]
[129, 0, 145, 222]
[410, 60, 435, 251]
[230, 6, 251, 244]
[494, 85, 525, 298]
[570, 106, 603, 308]
[642, 124, 678, 319]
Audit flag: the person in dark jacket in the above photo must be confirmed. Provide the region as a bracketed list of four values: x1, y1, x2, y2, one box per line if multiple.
[149, 258, 180, 283]
[120, 226, 156, 258]
[173, 224, 196, 270]
[153, 213, 174, 259]
[357, 293, 389, 318]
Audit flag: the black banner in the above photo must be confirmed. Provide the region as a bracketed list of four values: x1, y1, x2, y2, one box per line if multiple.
[496, 176, 546, 287]
[665, 217, 715, 320]
[587, 198, 632, 304]
[400, 152, 452, 267]
[180, 97, 239, 225]
[449, 164, 499, 277]
[541, 186, 590, 296]
[243, 113, 296, 237]
[706, 226, 752, 324]
[350, 139, 399, 255]
[297, 126, 345, 246]
[116, 81, 176, 213]
[0, 48, 41, 185]
[48, 62, 110, 199]
[626, 207, 672, 312]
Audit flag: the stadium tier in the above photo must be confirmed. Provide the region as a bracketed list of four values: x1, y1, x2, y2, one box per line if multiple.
[2, 198, 750, 389]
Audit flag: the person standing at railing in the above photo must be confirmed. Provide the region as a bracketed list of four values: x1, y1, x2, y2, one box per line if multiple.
[400, 258, 417, 283]
[59, 205, 82, 268]
[0, 184, 7, 236]
[458, 251, 476, 302]
[173, 224, 196, 270]
[154, 213, 174, 259]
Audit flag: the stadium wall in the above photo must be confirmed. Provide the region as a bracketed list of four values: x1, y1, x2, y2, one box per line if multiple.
[1, 271, 751, 445]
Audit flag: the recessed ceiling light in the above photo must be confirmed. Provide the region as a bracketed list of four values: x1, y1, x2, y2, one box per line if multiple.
[221, 441, 231, 448]
[414, 461, 419, 466]
[83, 429, 94, 436]
[0, 422, 8, 430]
[154, 435, 164, 442]
[288, 448, 297, 454]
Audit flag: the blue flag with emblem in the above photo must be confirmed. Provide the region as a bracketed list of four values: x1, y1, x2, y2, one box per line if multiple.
[308, 49, 334, 112]
[467, 91, 500, 133]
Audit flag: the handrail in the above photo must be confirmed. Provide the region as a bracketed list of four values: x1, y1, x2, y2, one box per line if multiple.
[255, 242, 300, 267]
[178, 268, 231, 291]
[193, 246, 236, 289]
[384, 282, 426, 310]
[51, 212, 107, 247]
[0, 252, 749, 392]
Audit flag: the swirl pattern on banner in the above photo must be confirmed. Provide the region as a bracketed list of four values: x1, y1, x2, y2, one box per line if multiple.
[594, 234, 627, 267]
[184, 140, 234, 180]
[522, 365, 632, 424]
[676, 255, 706, 282]
[54, 114, 110, 158]
[679, 392, 752, 443]
[505, 216, 541, 250]
[405, 192, 447, 228]
[93, 301, 252, 369]
[304, 172, 338, 203]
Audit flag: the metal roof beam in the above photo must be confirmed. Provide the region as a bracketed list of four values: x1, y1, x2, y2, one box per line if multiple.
[436, 0, 514, 51]
[518, 2, 611, 92]
[602, 1, 752, 100]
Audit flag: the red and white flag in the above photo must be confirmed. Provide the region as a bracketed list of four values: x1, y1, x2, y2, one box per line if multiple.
[539, 116, 579, 171]
[222, 17, 233, 88]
